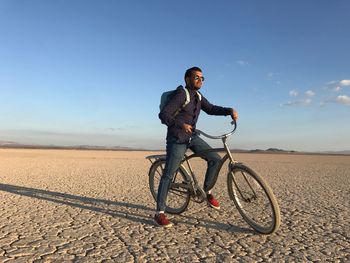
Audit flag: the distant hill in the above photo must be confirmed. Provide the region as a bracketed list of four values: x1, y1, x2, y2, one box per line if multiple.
[318, 150, 350, 155]
[0, 141, 138, 151]
[0, 140, 20, 147]
[249, 148, 297, 154]
[248, 148, 350, 156]
[1, 141, 349, 155]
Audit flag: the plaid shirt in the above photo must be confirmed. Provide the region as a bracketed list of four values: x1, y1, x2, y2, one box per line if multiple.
[159, 86, 231, 143]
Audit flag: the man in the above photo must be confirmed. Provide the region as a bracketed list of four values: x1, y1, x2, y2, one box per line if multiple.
[155, 66, 238, 227]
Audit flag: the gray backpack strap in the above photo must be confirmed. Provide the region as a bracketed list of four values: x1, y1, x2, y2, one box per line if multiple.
[172, 86, 191, 117]
[196, 91, 202, 101]
[178, 87, 200, 110]
[183, 87, 190, 107]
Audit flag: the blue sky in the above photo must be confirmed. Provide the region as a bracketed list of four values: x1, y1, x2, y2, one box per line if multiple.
[0, 1, 349, 151]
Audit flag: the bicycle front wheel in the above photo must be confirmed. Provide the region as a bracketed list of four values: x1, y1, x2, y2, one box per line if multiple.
[227, 163, 280, 234]
[149, 159, 191, 214]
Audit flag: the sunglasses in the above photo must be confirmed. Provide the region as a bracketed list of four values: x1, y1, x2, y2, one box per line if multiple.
[194, 75, 205, 81]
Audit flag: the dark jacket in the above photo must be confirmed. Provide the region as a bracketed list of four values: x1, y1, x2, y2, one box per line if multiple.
[159, 86, 232, 143]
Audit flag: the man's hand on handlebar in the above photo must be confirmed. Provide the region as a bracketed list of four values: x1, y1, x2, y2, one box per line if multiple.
[230, 109, 238, 121]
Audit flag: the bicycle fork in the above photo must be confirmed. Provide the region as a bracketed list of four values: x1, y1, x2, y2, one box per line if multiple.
[223, 136, 257, 202]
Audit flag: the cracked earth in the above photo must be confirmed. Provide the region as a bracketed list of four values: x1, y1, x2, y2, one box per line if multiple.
[0, 149, 349, 262]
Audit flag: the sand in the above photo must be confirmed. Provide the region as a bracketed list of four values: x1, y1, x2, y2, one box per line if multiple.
[0, 148, 349, 262]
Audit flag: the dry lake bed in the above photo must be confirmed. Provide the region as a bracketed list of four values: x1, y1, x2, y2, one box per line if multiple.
[0, 149, 349, 262]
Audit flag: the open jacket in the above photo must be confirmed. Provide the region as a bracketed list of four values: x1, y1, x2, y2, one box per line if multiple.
[159, 86, 232, 143]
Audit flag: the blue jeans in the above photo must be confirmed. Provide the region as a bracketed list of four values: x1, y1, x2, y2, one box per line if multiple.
[156, 134, 221, 212]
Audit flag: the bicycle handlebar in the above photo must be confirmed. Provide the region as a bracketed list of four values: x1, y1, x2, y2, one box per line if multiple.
[195, 119, 237, 140]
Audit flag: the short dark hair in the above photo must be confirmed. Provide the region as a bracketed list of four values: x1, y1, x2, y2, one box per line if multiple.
[184, 66, 202, 81]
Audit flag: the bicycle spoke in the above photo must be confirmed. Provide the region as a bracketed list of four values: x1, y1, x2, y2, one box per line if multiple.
[240, 171, 258, 198]
[155, 164, 164, 177]
[227, 164, 280, 234]
[149, 160, 190, 214]
[168, 188, 189, 196]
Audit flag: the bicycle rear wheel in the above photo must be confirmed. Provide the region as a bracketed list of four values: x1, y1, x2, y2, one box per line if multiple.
[227, 163, 280, 234]
[149, 159, 191, 214]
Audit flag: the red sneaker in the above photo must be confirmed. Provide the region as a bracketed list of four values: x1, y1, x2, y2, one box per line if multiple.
[154, 213, 173, 228]
[207, 194, 220, 210]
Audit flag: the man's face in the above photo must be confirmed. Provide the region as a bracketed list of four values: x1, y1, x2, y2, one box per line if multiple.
[187, 70, 204, 90]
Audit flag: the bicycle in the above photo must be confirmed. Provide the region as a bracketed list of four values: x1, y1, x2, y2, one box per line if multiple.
[146, 120, 280, 234]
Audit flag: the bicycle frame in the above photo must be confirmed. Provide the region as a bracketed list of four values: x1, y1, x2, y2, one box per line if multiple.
[177, 121, 239, 193]
[146, 120, 239, 194]
[147, 120, 281, 234]
[181, 149, 237, 194]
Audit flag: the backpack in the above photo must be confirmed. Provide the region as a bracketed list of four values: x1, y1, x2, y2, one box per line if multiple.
[159, 85, 202, 116]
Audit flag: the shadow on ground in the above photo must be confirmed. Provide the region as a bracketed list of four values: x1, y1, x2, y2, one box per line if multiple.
[0, 183, 253, 234]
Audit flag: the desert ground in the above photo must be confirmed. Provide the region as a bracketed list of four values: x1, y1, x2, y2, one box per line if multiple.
[0, 148, 349, 262]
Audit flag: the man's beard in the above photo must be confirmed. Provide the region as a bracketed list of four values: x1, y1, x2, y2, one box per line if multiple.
[186, 83, 201, 90]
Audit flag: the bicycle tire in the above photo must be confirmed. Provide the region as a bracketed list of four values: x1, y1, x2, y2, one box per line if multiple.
[149, 159, 191, 214]
[227, 163, 280, 234]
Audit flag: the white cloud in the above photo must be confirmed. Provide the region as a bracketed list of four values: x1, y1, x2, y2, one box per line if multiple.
[326, 81, 337, 85]
[340, 80, 350, 86]
[280, 98, 312, 107]
[336, 95, 350, 105]
[237, 60, 248, 66]
[305, 90, 315, 97]
[282, 80, 349, 108]
[289, 90, 299, 96]
[320, 95, 350, 106]
[267, 72, 275, 79]
[326, 79, 350, 92]
[304, 98, 312, 105]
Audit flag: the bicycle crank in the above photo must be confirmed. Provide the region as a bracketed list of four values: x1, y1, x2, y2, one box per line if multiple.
[191, 187, 207, 203]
